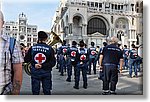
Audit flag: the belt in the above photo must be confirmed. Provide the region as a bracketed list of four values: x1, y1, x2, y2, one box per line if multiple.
[104, 63, 117, 66]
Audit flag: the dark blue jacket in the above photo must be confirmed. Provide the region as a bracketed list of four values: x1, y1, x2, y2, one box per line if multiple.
[77, 47, 89, 64]
[68, 46, 78, 62]
[101, 44, 123, 65]
[88, 46, 97, 59]
[24, 43, 56, 71]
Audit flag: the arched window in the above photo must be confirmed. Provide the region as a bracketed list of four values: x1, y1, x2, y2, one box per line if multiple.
[136, 35, 139, 45]
[72, 16, 82, 36]
[87, 18, 106, 35]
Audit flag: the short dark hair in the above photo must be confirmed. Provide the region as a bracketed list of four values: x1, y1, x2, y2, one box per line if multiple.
[63, 40, 66, 45]
[131, 44, 135, 48]
[38, 31, 48, 41]
[103, 42, 107, 46]
[79, 40, 85, 47]
[97, 46, 100, 48]
[20, 43, 25, 47]
[124, 45, 127, 48]
[91, 42, 95, 46]
[72, 41, 77, 45]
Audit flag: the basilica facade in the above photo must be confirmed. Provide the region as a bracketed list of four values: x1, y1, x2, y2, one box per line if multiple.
[52, 0, 143, 48]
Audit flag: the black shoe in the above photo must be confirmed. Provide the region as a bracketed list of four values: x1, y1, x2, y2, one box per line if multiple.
[88, 73, 91, 75]
[133, 75, 138, 78]
[127, 75, 132, 78]
[66, 79, 71, 82]
[110, 91, 117, 95]
[60, 74, 64, 76]
[73, 86, 79, 89]
[83, 83, 88, 89]
[83, 86, 87, 89]
[102, 91, 110, 95]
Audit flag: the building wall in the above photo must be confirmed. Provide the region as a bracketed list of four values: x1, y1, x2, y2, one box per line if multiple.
[52, 0, 143, 48]
[4, 13, 38, 47]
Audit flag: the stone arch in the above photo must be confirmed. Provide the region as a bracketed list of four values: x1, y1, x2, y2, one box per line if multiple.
[115, 17, 130, 46]
[65, 15, 69, 26]
[72, 15, 83, 36]
[87, 15, 109, 35]
[61, 19, 65, 32]
[72, 13, 85, 24]
[140, 1, 143, 13]
[61, 19, 65, 28]
[117, 30, 124, 41]
[115, 17, 129, 38]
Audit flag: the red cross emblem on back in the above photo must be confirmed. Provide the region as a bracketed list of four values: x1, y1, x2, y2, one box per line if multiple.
[91, 51, 96, 55]
[71, 51, 76, 57]
[34, 53, 46, 64]
[80, 55, 86, 61]
[63, 48, 67, 53]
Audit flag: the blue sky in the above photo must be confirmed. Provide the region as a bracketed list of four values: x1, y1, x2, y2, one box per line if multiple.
[2, 0, 60, 31]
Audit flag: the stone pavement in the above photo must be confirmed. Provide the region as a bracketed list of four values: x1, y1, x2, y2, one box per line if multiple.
[20, 66, 143, 95]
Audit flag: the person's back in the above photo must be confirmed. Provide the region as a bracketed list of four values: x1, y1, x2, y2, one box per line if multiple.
[88, 42, 97, 74]
[24, 31, 56, 95]
[31, 43, 55, 71]
[123, 45, 129, 58]
[128, 44, 138, 78]
[74, 40, 88, 89]
[99, 36, 123, 95]
[102, 44, 123, 65]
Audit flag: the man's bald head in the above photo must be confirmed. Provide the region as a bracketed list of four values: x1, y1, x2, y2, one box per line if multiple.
[0, 11, 4, 30]
[110, 36, 119, 45]
[0, 11, 4, 21]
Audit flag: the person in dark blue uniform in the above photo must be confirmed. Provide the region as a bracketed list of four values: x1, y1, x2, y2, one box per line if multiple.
[24, 31, 56, 95]
[58, 40, 69, 76]
[66, 41, 78, 82]
[97, 42, 107, 80]
[123, 45, 129, 70]
[128, 44, 138, 78]
[99, 37, 123, 95]
[74, 40, 88, 89]
[56, 47, 61, 71]
[88, 42, 97, 75]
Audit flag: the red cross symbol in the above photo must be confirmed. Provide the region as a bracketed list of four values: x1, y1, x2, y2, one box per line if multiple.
[71, 51, 76, 57]
[80, 55, 86, 61]
[34, 53, 46, 64]
[63, 48, 67, 53]
[91, 51, 96, 55]
[125, 51, 128, 55]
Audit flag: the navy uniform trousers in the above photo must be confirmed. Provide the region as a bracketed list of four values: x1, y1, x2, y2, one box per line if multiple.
[88, 58, 97, 74]
[59, 55, 67, 76]
[103, 64, 118, 91]
[31, 67, 52, 95]
[66, 59, 77, 81]
[74, 63, 88, 87]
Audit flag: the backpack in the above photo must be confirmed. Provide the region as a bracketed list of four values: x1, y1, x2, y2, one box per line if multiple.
[1, 37, 16, 95]
[9, 37, 16, 81]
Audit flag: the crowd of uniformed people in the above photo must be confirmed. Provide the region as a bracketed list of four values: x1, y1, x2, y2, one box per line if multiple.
[55, 37, 142, 94]
[23, 31, 142, 95]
